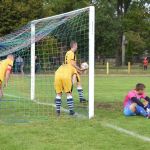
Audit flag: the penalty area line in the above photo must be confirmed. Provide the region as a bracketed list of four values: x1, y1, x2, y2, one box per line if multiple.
[103, 123, 150, 142]
[32, 100, 87, 119]
[5, 93, 87, 119]
[4, 94, 27, 99]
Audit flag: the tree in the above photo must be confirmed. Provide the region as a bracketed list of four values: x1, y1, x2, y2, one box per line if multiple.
[94, 0, 120, 63]
[123, 1, 150, 63]
[43, 0, 89, 14]
[0, 0, 149, 66]
[94, 0, 149, 66]
[0, 0, 45, 36]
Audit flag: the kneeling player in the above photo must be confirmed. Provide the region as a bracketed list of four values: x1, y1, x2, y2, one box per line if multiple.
[54, 64, 78, 116]
[0, 54, 14, 98]
[123, 83, 150, 118]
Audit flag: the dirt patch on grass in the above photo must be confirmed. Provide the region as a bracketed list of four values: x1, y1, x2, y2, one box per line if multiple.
[95, 101, 123, 111]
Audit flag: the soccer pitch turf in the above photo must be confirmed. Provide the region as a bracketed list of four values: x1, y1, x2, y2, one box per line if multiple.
[0, 75, 150, 150]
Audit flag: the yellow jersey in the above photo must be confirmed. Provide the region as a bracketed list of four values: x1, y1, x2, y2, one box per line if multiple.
[54, 64, 77, 93]
[64, 49, 81, 83]
[55, 64, 77, 79]
[65, 49, 76, 64]
[0, 58, 13, 82]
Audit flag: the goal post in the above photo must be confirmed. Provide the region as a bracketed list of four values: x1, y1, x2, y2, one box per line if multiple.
[30, 6, 95, 119]
[0, 6, 95, 120]
[31, 23, 35, 101]
[89, 6, 95, 119]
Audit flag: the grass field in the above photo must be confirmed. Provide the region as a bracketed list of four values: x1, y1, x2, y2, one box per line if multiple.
[0, 74, 150, 150]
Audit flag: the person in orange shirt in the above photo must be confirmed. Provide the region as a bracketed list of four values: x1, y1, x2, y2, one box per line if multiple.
[143, 57, 148, 70]
[0, 54, 14, 98]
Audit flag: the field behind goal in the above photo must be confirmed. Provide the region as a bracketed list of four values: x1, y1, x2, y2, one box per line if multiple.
[0, 6, 95, 122]
[1, 76, 150, 150]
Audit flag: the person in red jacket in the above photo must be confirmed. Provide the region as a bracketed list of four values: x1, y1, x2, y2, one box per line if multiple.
[143, 57, 148, 70]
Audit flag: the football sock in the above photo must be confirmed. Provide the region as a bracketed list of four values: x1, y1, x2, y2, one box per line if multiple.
[77, 87, 84, 101]
[67, 95, 74, 114]
[136, 105, 147, 117]
[55, 96, 61, 114]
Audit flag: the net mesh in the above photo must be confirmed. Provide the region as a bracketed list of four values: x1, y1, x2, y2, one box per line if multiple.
[0, 7, 89, 122]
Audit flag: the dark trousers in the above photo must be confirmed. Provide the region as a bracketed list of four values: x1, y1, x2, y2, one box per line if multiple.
[144, 65, 148, 70]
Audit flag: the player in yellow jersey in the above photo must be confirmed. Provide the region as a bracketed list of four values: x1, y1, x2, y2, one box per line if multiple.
[0, 55, 14, 98]
[65, 41, 87, 103]
[54, 64, 78, 116]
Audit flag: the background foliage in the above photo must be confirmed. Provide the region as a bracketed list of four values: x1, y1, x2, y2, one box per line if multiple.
[0, 0, 149, 65]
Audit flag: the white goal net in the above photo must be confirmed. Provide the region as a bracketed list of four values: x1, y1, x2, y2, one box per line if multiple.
[0, 6, 95, 121]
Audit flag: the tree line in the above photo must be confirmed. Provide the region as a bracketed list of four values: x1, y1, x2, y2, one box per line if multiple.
[0, 0, 149, 66]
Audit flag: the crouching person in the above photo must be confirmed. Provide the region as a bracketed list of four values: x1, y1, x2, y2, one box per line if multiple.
[123, 83, 150, 118]
[54, 64, 78, 116]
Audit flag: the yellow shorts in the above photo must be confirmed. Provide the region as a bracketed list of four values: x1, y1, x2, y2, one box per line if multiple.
[54, 75, 73, 94]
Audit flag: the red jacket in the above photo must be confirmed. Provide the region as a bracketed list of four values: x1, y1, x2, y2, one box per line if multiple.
[143, 59, 148, 66]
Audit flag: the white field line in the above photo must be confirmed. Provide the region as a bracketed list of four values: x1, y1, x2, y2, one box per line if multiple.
[3, 93, 150, 142]
[4, 93, 27, 99]
[104, 123, 150, 142]
[4, 93, 87, 119]
[33, 100, 87, 119]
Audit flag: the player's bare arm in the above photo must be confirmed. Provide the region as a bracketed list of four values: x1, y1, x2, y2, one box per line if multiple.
[70, 60, 87, 73]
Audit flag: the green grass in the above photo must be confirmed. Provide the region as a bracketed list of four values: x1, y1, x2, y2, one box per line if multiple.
[0, 74, 150, 150]
[0, 74, 89, 119]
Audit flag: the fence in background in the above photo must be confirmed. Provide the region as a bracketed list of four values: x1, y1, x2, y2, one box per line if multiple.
[95, 62, 150, 75]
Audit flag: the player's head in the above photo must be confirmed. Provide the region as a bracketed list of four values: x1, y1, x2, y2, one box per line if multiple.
[7, 54, 14, 61]
[70, 41, 77, 52]
[135, 83, 145, 95]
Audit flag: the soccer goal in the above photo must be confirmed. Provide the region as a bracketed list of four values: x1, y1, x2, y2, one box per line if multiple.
[0, 6, 95, 121]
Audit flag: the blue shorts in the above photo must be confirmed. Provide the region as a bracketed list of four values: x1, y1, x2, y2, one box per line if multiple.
[123, 106, 136, 116]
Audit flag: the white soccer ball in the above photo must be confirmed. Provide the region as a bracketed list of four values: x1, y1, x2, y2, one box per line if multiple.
[81, 62, 89, 70]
